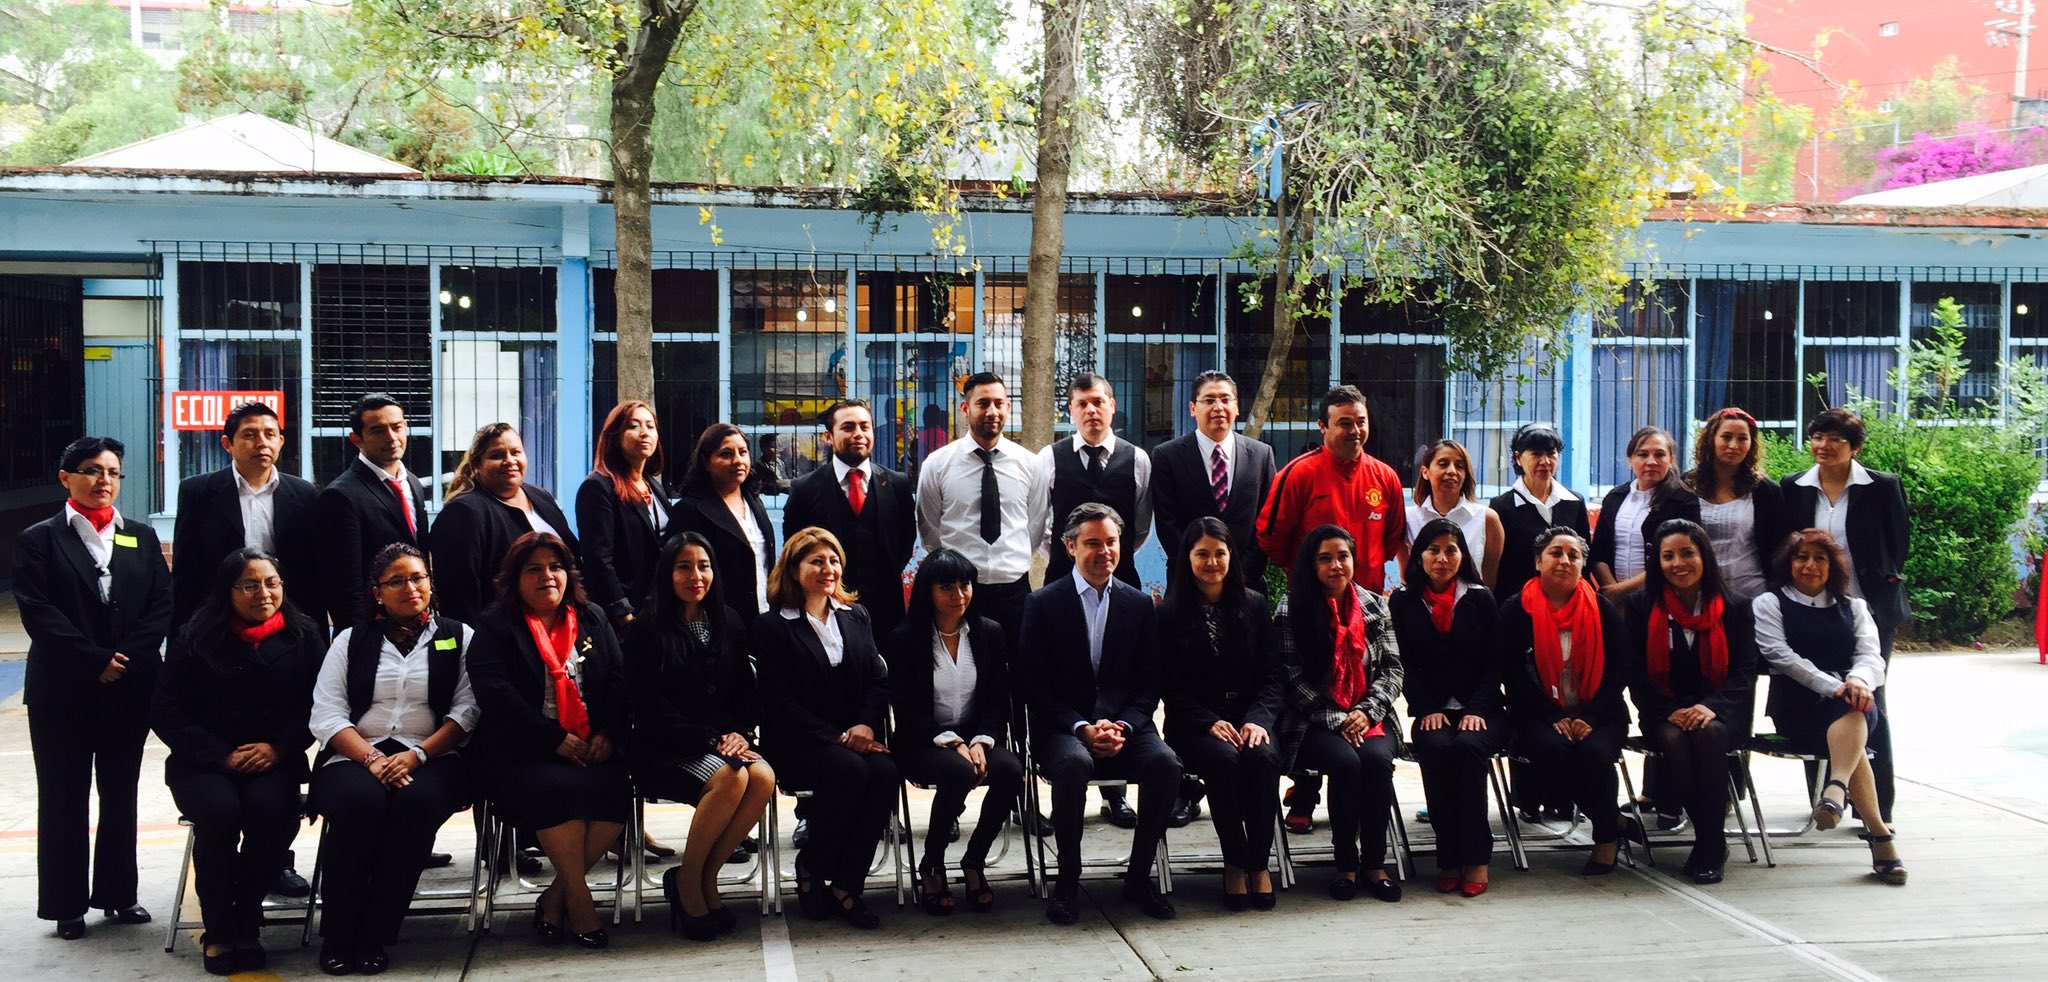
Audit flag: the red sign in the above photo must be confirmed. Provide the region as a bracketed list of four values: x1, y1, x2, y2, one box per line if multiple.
[172, 390, 286, 432]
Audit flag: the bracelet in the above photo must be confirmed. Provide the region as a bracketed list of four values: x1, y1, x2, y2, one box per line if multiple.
[361, 749, 386, 766]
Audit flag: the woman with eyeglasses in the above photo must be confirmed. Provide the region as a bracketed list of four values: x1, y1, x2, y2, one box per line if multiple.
[432, 423, 579, 624]
[151, 549, 323, 974]
[306, 543, 480, 975]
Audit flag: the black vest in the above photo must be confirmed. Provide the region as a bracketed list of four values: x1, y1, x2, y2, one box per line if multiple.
[1047, 439, 1141, 585]
[344, 617, 465, 727]
[1765, 595, 1856, 723]
[838, 473, 889, 599]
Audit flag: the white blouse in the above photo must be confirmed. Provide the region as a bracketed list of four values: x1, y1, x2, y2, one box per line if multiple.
[1794, 462, 1875, 599]
[1406, 495, 1490, 555]
[931, 622, 995, 748]
[1752, 586, 1885, 696]
[739, 506, 769, 613]
[311, 626, 480, 763]
[1698, 496, 1767, 600]
[1610, 485, 1655, 581]
[780, 599, 852, 666]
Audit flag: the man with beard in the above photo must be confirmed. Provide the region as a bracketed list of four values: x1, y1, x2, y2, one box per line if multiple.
[782, 399, 917, 645]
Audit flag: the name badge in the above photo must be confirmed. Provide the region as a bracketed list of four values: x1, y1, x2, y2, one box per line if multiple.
[113, 533, 140, 549]
[434, 637, 459, 651]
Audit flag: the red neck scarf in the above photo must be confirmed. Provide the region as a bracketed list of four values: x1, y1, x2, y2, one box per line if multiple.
[1647, 589, 1729, 697]
[68, 500, 114, 532]
[525, 607, 590, 739]
[236, 611, 286, 646]
[1423, 583, 1458, 636]
[1326, 588, 1371, 708]
[1520, 578, 1605, 709]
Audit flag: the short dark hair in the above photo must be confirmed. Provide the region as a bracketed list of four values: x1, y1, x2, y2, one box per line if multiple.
[1531, 524, 1588, 558]
[820, 398, 873, 431]
[1642, 519, 1726, 601]
[59, 436, 124, 471]
[1508, 422, 1564, 475]
[1061, 501, 1124, 541]
[1807, 407, 1866, 450]
[1066, 372, 1113, 400]
[1190, 370, 1238, 397]
[1318, 385, 1368, 423]
[222, 401, 280, 440]
[903, 547, 981, 638]
[960, 371, 1006, 398]
[347, 393, 403, 435]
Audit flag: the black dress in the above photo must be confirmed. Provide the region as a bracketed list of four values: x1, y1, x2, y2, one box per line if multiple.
[627, 605, 760, 805]
[1389, 584, 1505, 870]
[467, 603, 632, 829]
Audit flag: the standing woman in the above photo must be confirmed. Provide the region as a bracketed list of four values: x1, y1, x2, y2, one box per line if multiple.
[674, 423, 777, 619]
[1500, 526, 1636, 875]
[1161, 519, 1284, 911]
[468, 533, 632, 948]
[12, 436, 171, 939]
[1276, 525, 1405, 903]
[754, 528, 897, 929]
[1754, 529, 1907, 884]
[578, 400, 672, 630]
[886, 547, 1023, 916]
[1389, 518, 1504, 898]
[151, 550, 323, 974]
[307, 543, 479, 975]
[1407, 441, 1505, 588]
[1779, 407, 1909, 825]
[1591, 426, 1700, 602]
[1625, 520, 1758, 884]
[1683, 408, 1789, 601]
[1487, 423, 1591, 600]
[432, 423, 579, 624]
[628, 532, 776, 940]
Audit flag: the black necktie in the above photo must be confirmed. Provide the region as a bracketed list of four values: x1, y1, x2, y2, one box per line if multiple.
[1084, 444, 1105, 481]
[975, 447, 1000, 543]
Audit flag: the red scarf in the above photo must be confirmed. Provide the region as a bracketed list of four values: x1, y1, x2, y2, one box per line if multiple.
[68, 500, 114, 532]
[236, 611, 286, 646]
[1423, 584, 1458, 636]
[525, 607, 590, 739]
[1646, 589, 1729, 697]
[1326, 589, 1371, 709]
[1520, 578, 1605, 710]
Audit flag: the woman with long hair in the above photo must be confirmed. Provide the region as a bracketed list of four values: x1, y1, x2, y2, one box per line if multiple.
[1591, 426, 1700, 602]
[432, 423, 579, 623]
[578, 400, 672, 629]
[1682, 408, 1790, 601]
[151, 549, 322, 974]
[1407, 440, 1505, 587]
[673, 423, 777, 618]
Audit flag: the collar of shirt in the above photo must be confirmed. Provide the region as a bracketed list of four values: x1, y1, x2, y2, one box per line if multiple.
[64, 501, 122, 540]
[1070, 566, 1113, 605]
[234, 466, 280, 497]
[1418, 494, 1483, 525]
[1624, 483, 1656, 504]
[359, 452, 409, 483]
[777, 598, 854, 620]
[1778, 585, 1839, 609]
[1195, 429, 1234, 466]
[1071, 432, 1119, 456]
[1794, 460, 1874, 489]
[1511, 476, 1579, 507]
[831, 455, 873, 487]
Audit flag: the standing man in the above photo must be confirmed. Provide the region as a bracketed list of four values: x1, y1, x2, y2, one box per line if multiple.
[316, 393, 432, 632]
[783, 399, 916, 644]
[171, 402, 319, 629]
[916, 372, 1049, 662]
[1023, 502, 1181, 925]
[1035, 373, 1151, 587]
[1150, 370, 1277, 585]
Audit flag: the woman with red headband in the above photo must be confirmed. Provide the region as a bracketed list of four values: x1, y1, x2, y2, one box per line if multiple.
[1625, 520, 1757, 884]
[1683, 408, 1790, 602]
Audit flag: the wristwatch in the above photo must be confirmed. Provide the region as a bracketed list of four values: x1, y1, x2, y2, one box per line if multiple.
[411, 746, 429, 765]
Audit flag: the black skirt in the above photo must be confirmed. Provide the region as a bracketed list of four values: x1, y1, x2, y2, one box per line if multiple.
[486, 753, 632, 829]
[635, 752, 743, 806]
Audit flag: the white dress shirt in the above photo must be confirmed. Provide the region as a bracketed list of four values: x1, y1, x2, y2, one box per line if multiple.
[310, 625, 480, 760]
[1195, 430, 1235, 497]
[358, 452, 417, 522]
[1507, 476, 1579, 527]
[65, 501, 118, 602]
[832, 455, 874, 506]
[1752, 586, 1885, 694]
[930, 621, 995, 748]
[780, 599, 853, 666]
[1035, 432, 1153, 558]
[234, 467, 279, 553]
[1406, 494, 1490, 551]
[1794, 462, 1875, 599]
[1698, 496, 1767, 599]
[916, 436, 1049, 584]
[1610, 484, 1656, 581]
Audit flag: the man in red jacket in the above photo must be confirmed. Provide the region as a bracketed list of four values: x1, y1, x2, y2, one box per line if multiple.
[1256, 385, 1408, 590]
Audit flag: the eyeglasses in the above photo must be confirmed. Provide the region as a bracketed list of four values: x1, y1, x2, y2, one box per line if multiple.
[232, 577, 283, 596]
[67, 465, 123, 480]
[376, 573, 432, 591]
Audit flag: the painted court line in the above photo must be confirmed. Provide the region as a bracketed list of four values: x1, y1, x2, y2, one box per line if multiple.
[1627, 865, 1887, 982]
[760, 905, 799, 982]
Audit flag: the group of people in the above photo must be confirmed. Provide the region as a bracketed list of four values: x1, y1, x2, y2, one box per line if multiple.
[11, 367, 1915, 975]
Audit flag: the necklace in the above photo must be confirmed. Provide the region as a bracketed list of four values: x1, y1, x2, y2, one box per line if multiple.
[936, 627, 962, 639]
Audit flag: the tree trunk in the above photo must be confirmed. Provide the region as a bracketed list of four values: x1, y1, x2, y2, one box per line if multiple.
[1245, 210, 1301, 440]
[1021, 0, 1081, 451]
[606, 7, 693, 405]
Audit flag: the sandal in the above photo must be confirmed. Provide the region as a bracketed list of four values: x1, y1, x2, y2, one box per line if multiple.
[1867, 834, 1908, 885]
[962, 861, 995, 913]
[1814, 779, 1848, 831]
[918, 864, 956, 916]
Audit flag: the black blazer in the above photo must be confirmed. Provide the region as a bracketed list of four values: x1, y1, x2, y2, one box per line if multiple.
[466, 601, 630, 784]
[1499, 591, 1633, 729]
[1389, 584, 1506, 721]
[1150, 432, 1277, 582]
[886, 615, 1011, 749]
[170, 467, 320, 628]
[316, 458, 432, 630]
[11, 509, 172, 711]
[1488, 487, 1593, 601]
[1162, 589, 1284, 743]
[1590, 482, 1702, 582]
[781, 462, 915, 626]
[575, 472, 672, 623]
[430, 486, 579, 625]
[1779, 468, 1912, 632]
[1623, 590, 1759, 737]
[752, 603, 891, 750]
[1020, 575, 1164, 740]
[150, 622, 324, 783]
[626, 605, 759, 770]
[671, 486, 776, 619]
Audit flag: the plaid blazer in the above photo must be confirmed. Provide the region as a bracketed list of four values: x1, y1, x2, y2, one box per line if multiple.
[1274, 583, 1404, 772]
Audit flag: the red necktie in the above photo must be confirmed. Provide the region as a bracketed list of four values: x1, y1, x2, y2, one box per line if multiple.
[386, 478, 416, 537]
[847, 468, 867, 516]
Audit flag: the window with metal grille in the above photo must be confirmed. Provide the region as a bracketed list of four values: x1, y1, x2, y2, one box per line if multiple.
[1694, 279, 1798, 429]
[855, 271, 974, 475]
[1588, 281, 1689, 490]
[311, 263, 433, 486]
[1802, 280, 1901, 418]
[1910, 281, 2001, 412]
[1337, 287, 1448, 483]
[592, 339, 720, 491]
[175, 261, 305, 481]
[1102, 271, 1219, 451]
[0, 277, 84, 491]
[731, 268, 846, 491]
[1225, 274, 1328, 464]
[980, 271, 1098, 444]
[439, 265, 559, 494]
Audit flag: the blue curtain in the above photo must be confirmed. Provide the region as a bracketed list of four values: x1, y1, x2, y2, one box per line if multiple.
[179, 341, 235, 477]
[1694, 280, 1737, 413]
[520, 343, 558, 492]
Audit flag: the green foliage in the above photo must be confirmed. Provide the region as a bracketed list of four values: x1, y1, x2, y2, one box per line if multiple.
[4, 82, 182, 164]
[1834, 57, 1987, 184]
[1738, 81, 1810, 203]
[0, 0, 183, 163]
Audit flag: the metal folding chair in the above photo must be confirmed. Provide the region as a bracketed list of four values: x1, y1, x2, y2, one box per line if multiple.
[624, 791, 774, 923]
[162, 809, 320, 953]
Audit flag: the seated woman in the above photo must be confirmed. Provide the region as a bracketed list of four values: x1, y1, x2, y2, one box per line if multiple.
[1276, 525, 1405, 903]
[1500, 526, 1636, 875]
[151, 549, 323, 975]
[1625, 520, 1758, 884]
[886, 547, 1023, 916]
[468, 533, 632, 947]
[754, 528, 897, 929]
[1161, 518, 1283, 912]
[1388, 518, 1504, 898]
[628, 532, 776, 940]
[307, 543, 479, 976]
[1755, 529, 1906, 885]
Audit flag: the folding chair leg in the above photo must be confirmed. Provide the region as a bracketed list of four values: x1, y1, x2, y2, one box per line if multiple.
[1617, 758, 1655, 868]
[164, 826, 195, 953]
[629, 800, 645, 924]
[1274, 811, 1295, 889]
[1491, 758, 1529, 871]
[1388, 798, 1413, 882]
[1743, 757, 1776, 868]
[301, 821, 325, 947]
[1726, 765, 1758, 865]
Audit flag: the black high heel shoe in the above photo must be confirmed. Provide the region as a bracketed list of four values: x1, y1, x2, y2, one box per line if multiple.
[571, 927, 610, 949]
[709, 903, 738, 933]
[531, 906, 564, 944]
[102, 904, 151, 924]
[663, 867, 720, 941]
[961, 861, 995, 913]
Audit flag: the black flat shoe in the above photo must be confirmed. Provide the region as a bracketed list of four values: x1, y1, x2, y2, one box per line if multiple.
[238, 940, 268, 971]
[1168, 798, 1201, 829]
[835, 892, 881, 930]
[355, 942, 389, 975]
[531, 906, 565, 943]
[102, 904, 151, 924]
[1692, 866, 1724, 885]
[571, 928, 609, 949]
[1123, 878, 1175, 919]
[55, 919, 86, 940]
[1581, 858, 1618, 876]
[318, 940, 356, 975]
[1328, 876, 1359, 901]
[727, 844, 751, 865]
[792, 859, 832, 922]
[1363, 876, 1402, 903]
[1100, 797, 1139, 829]
[1045, 890, 1080, 926]
[424, 852, 454, 869]
[202, 945, 239, 976]
[274, 863, 311, 897]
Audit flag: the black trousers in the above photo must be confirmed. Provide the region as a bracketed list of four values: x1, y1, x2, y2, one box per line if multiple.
[1517, 718, 1627, 845]
[310, 754, 469, 942]
[1410, 712, 1503, 870]
[1871, 628, 1896, 823]
[1035, 731, 1181, 890]
[1644, 719, 1734, 863]
[1295, 727, 1396, 873]
[769, 744, 900, 895]
[29, 692, 149, 920]
[896, 743, 1023, 870]
[166, 767, 303, 941]
[1171, 733, 1280, 872]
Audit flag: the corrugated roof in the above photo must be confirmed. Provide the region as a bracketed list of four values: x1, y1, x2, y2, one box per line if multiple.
[65, 112, 418, 176]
